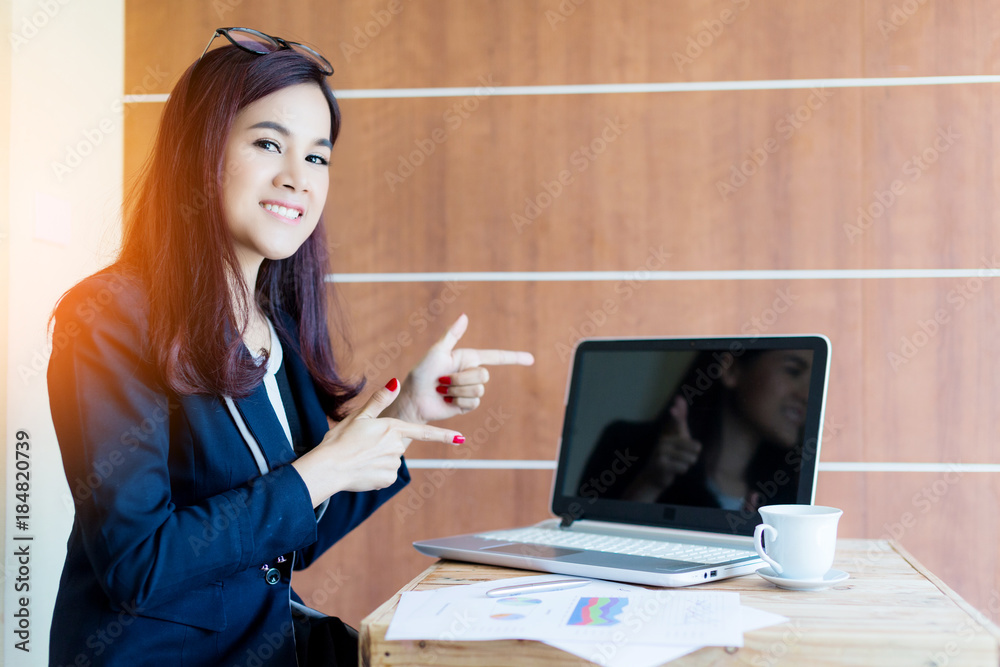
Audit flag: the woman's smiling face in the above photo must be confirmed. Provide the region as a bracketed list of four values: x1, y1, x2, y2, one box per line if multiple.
[726, 350, 813, 448]
[221, 82, 332, 276]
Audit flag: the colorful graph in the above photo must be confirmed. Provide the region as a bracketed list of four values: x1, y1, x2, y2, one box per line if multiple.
[490, 613, 526, 621]
[567, 597, 628, 626]
[497, 597, 543, 606]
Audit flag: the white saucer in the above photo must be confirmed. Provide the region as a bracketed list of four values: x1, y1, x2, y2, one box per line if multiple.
[756, 567, 849, 591]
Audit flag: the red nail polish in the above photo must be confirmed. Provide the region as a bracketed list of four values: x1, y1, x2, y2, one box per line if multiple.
[385, 378, 399, 392]
[443, 396, 454, 403]
[438, 376, 452, 385]
[436, 386, 449, 394]
[453, 435, 465, 444]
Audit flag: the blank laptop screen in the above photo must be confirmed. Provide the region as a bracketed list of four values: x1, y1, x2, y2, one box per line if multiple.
[551, 337, 829, 537]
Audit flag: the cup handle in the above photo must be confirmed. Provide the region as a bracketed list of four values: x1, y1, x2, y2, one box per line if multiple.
[754, 524, 783, 575]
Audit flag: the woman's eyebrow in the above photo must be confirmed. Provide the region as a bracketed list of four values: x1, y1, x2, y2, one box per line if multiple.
[248, 120, 332, 149]
[780, 353, 809, 368]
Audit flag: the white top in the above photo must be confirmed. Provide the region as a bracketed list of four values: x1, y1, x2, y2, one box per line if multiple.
[223, 317, 292, 476]
[221, 317, 330, 621]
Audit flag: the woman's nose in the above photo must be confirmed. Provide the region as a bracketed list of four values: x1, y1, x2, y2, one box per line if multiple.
[276, 159, 308, 192]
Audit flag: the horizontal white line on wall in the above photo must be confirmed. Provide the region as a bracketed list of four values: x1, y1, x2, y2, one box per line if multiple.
[123, 74, 1000, 104]
[404, 459, 1000, 473]
[328, 269, 1000, 283]
[406, 459, 556, 470]
[818, 462, 1000, 473]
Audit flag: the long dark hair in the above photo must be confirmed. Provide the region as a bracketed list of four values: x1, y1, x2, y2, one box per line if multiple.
[678, 350, 799, 503]
[112, 45, 358, 414]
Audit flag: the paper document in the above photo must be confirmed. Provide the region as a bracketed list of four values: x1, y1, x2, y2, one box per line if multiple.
[386, 574, 744, 648]
[546, 604, 789, 667]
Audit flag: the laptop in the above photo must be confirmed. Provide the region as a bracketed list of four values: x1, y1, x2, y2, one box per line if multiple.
[414, 335, 831, 587]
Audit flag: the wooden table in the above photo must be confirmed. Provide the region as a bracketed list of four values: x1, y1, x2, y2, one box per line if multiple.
[360, 539, 1000, 666]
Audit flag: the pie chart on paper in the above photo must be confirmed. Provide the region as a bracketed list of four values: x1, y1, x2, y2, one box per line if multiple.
[497, 597, 543, 606]
[490, 613, 526, 621]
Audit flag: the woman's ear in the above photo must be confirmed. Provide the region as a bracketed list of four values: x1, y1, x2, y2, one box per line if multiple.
[719, 353, 740, 389]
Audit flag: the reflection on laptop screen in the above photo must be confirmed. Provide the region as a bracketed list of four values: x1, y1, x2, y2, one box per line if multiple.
[552, 338, 828, 536]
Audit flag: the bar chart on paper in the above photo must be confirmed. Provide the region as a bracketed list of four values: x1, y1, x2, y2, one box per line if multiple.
[567, 597, 629, 626]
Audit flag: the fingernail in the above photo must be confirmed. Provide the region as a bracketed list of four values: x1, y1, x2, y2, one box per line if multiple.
[436, 385, 449, 394]
[438, 376, 452, 385]
[385, 378, 399, 392]
[443, 396, 454, 403]
[453, 435, 465, 444]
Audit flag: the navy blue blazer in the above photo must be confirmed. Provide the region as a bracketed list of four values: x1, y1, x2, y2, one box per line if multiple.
[47, 272, 408, 666]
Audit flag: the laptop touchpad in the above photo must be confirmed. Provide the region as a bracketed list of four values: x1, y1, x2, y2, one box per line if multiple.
[483, 544, 582, 558]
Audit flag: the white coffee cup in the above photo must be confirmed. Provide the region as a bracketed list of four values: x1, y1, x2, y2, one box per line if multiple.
[754, 505, 843, 580]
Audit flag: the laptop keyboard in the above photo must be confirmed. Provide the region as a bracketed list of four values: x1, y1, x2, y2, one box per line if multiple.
[476, 527, 755, 565]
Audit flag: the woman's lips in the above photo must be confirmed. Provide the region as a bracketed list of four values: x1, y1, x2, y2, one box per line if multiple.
[783, 405, 806, 426]
[260, 201, 303, 223]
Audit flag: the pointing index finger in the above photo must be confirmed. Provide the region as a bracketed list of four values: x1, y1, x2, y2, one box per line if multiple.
[462, 349, 535, 368]
[393, 420, 466, 445]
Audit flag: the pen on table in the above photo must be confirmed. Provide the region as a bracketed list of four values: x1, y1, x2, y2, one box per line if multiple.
[485, 578, 591, 598]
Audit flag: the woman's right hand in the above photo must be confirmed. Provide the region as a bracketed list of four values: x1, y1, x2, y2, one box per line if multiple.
[291, 378, 464, 508]
[623, 396, 702, 502]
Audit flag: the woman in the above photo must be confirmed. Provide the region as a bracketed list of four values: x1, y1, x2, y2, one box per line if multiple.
[46, 28, 532, 666]
[578, 349, 811, 511]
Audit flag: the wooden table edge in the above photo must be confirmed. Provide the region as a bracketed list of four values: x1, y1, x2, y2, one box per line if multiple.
[359, 562, 441, 666]
[360, 542, 1000, 666]
[888, 539, 1000, 642]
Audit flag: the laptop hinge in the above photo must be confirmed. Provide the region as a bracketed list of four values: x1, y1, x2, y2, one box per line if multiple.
[559, 515, 574, 529]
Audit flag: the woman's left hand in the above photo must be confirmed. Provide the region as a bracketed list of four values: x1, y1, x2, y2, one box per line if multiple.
[385, 314, 534, 424]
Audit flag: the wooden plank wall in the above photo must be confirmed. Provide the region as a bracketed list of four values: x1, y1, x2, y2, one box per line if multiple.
[124, 1, 1000, 628]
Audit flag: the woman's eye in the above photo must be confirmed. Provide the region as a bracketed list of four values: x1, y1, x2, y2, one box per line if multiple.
[307, 154, 330, 166]
[254, 139, 279, 152]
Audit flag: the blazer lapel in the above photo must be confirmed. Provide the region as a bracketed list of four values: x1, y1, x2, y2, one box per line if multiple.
[232, 383, 297, 470]
[273, 314, 331, 450]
